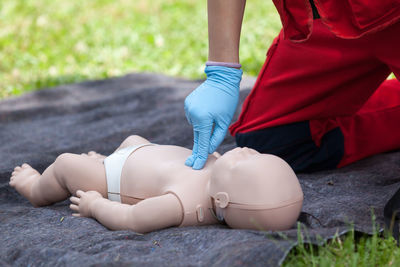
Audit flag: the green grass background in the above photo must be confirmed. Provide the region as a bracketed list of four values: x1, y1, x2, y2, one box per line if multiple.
[2, 0, 400, 265]
[284, 215, 400, 266]
[0, 0, 280, 98]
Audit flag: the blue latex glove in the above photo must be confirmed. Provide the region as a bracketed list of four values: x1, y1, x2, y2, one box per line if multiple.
[184, 65, 243, 170]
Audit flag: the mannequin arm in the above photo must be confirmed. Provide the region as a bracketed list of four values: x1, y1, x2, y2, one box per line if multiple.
[208, 0, 246, 63]
[70, 191, 183, 233]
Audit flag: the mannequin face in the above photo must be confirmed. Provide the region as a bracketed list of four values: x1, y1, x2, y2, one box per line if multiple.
[210, 147, 262, 202]
[210, 147, 301, 205]
[210, 148, 303, 230]
[214, 147, 259, 171]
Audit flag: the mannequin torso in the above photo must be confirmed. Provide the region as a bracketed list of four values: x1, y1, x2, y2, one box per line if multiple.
[120, 144, 219, 226]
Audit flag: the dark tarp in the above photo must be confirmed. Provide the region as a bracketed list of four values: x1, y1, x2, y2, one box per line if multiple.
[1, 73, 399, 266]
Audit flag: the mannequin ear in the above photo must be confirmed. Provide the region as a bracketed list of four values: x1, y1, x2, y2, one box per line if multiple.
[215, 192, 229, 208]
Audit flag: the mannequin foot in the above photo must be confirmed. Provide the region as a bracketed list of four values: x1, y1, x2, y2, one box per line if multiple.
[9, 163, 41, 206]
[81, 151, 106, 163]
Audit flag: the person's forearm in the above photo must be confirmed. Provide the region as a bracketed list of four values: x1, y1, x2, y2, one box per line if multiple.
[207, 0, 246, 63]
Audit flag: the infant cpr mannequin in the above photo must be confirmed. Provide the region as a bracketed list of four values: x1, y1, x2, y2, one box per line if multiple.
[9, 135, 303, 233]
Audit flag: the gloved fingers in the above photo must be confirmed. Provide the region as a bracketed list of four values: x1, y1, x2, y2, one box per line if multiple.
[184, 109, 193, 126]
[193, 158, 207, 170]
[192, 126, 212, 170]
[185, 131, 199, 167]
[185, 154, 196, 167]
[184, 95, 194, 125]
[208, 124, 228, 154]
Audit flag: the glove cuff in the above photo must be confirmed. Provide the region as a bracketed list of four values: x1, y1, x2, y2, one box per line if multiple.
[206, 61, 242, 69]
[204, 65, 243, 88]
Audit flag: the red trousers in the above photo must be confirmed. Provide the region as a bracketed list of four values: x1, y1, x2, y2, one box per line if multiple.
[230, 19, 400, 168]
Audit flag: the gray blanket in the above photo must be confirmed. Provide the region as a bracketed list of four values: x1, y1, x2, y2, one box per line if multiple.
[1, 73, 399, 266]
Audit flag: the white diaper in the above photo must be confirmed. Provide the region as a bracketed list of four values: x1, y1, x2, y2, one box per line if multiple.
[104, 143, 154, 202]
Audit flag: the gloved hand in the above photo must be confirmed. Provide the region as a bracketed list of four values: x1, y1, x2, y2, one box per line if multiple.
[184, 65, 243, 170]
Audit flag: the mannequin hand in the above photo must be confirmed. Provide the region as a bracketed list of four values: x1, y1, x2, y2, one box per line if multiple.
[70, 190, 102, 218]
[184, 65, 243, 169]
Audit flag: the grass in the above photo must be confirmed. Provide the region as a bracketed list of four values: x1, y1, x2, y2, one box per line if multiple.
[0, 0, 280, 98]
[283, 227, 400, 266]
[283, 213, 400, 266]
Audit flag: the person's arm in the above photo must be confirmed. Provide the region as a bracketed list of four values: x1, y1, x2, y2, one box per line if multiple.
[208, 0, 246, 64]
[70, 190, 183, 233]
[184, 0, 246, 170]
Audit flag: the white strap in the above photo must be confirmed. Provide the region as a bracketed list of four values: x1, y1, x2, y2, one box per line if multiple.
[104, 143, 154, 202]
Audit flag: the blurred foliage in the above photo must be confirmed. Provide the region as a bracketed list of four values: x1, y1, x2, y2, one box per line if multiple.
[0, 0, 280, 98]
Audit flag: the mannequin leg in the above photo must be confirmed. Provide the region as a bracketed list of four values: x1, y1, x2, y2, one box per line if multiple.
[9, 135, 151, 206]
[116, 135, 151, 150]
[80, 135, 151, 162]
[10, 153, 107, 207]
[81, 151, 107, 163]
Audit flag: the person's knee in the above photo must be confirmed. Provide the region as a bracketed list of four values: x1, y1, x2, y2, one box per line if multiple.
[235, 122, 344, 172]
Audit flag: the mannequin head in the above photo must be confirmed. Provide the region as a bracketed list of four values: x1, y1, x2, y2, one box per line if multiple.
[209, 147, 303, 231]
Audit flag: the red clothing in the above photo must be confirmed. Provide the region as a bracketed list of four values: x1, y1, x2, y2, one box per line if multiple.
[273, 0, 400, 42]
[229, 19, 400, 167]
